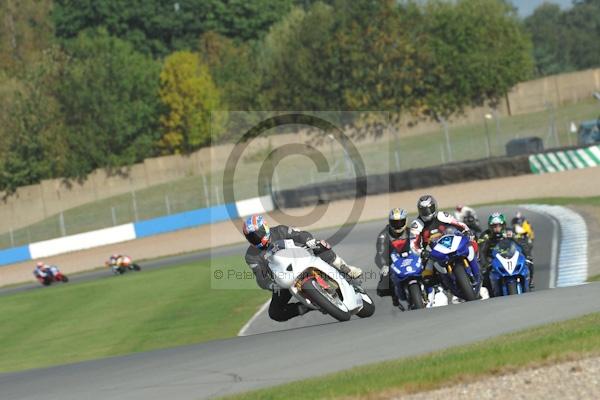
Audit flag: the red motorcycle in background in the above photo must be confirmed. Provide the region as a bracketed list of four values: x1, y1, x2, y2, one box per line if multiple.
[34, 265, 69, 286]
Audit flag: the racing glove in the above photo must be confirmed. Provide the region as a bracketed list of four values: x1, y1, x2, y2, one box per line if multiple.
[381, 265, 389, 277]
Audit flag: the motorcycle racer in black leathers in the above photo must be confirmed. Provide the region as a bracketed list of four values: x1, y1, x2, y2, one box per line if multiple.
[455, 205, 482, 237]
[375, 208, 411, 306]
[243, 214, 362, 322]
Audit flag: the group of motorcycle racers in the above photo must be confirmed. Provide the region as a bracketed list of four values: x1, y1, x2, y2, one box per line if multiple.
[32, 195, 535, 321]
[32, 254, 141, 286]
[241, 195, 535, 321]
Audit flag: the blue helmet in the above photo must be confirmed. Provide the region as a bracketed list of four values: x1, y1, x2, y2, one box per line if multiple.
[243, 215, 271, 248]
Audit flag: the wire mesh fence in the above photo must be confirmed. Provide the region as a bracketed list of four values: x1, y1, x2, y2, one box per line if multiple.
[0, 99, 598, 250]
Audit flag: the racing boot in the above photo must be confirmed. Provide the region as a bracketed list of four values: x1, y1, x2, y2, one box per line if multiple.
[391, 291, 400, 307]
[332, 256, 363, 280]
[297, 303, 315, 316]
[527, 259, 535, 290]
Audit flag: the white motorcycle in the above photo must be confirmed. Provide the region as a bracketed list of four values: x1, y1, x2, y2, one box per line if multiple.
[267, 239, 375, 322]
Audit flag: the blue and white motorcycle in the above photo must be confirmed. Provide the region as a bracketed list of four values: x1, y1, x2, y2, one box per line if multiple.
[390, 250, 426, 310]
[489, 238, 531, 296]
[428, 232, 481, 301]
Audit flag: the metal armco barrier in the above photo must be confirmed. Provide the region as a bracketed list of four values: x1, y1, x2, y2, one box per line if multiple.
[274, 155, 531, 208]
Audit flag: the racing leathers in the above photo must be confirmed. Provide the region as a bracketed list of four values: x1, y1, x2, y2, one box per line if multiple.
[375, 225, 411, 305]
[478, 228, 534, 293]
[33, 264, 51, 279]
[244, 225, 357, 322]
[410, 211, 479, 286]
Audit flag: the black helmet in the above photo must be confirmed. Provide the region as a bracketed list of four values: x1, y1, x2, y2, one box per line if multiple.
[388, 208, 408, 236]
[417, 195, 437, 222]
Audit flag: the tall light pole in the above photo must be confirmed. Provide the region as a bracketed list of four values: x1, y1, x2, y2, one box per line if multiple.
[484, 113, 493, 158]
[438, 116, 452, 163]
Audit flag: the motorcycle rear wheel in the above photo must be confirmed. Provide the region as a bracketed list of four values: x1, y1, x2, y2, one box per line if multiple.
[301, 278, 351, 322]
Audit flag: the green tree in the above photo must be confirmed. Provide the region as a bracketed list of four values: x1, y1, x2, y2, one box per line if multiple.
[199, 32, 260, 110]
[256, 4, 340, 110]
[525, 0, 600, 76]
[525, 3, 574, 76]
[0, 48, 67, 193]
[57, 30, 161, 177]
[560, 0, 600, 71]
[53, 0, 294, 57]
[256, 1, 429, 115]
[337, 0, 424, 112]
[158, 51, 222, 153]
[413, 0, 533, 119]
[0, 0, 54, 73]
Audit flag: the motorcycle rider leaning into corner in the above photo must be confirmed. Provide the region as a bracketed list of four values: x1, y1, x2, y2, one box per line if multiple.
[243, 214, 363, 322]
[105, 254, 123, 270]
[410, 195, 480, 288]
[375, 208, 411, 307]
[478, 212, 535, 292]
[33, 261, 52, 279]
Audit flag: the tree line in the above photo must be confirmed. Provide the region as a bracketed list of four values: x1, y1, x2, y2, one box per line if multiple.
[0, 0, 597, 193]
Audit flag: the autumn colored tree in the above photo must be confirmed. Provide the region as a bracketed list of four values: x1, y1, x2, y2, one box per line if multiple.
[0, 0, 54, 73]
[199, 32, 260, 110]
[158, 51, 222, 153]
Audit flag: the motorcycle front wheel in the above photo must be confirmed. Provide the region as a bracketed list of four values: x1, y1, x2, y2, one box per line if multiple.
[301, 278, 351, 322]
[356, 293, 375, 318]
[408, 283, 425, 309]
[453, 263, 478, 301]
[507, 280, 518, 295]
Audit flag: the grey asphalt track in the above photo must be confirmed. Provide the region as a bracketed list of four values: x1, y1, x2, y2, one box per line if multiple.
[2, 206, 598, 400]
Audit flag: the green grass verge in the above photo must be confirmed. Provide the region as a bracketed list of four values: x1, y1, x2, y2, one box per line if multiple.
[481, 196, 600, 207]
[589, 274, 600, 282]
[220, 312, 600, 400]
[0, 255, 268, 373]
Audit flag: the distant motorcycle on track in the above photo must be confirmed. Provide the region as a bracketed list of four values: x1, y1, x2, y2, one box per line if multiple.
[106, 255, 141, 275]
[34, 266, 69, 286]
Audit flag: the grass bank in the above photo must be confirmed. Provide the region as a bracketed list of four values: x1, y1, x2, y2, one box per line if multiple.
[0, 255, 268, 373]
